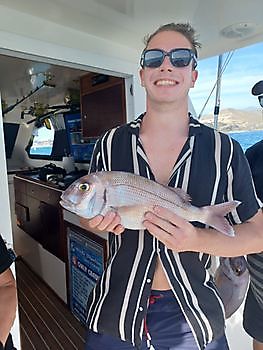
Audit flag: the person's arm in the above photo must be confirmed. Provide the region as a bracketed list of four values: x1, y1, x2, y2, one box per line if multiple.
[143, 206, 263, 256]
[0, 268, 17, 346]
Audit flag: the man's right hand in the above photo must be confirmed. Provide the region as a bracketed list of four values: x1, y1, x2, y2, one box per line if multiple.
[79, 211, 125, 235]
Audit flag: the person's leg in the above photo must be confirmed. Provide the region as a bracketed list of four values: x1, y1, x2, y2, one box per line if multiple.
[145, 290, 198, 350]
[205, 333, 229, 350]
[85, 330, 141, 350]
[253, 339, 263, 350]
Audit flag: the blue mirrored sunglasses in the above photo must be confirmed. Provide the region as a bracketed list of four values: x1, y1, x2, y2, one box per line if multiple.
[140, 48, 197, 69]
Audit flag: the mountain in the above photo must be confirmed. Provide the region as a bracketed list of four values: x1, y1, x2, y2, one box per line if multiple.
[200, 108, 263, 132]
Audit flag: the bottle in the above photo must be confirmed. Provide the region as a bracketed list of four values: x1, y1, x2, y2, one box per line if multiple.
[62, 150, 75, 173]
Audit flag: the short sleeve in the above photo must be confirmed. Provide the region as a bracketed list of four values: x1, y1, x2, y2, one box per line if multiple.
[0, 235, 13, 274]
[226, 139, 261, 224]
[88, 137, 104, 174]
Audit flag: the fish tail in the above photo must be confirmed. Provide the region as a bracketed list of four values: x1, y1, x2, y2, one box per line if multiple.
[202, 200, 241, 236]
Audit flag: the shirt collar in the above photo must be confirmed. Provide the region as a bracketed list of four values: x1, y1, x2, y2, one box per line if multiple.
[127, 113, 202, 137]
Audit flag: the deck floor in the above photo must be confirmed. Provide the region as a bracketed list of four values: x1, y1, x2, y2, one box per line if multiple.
[15, 259, 86, 350]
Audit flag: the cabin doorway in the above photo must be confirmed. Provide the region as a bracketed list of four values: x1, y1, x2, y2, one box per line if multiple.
[0, 50, 133, 349]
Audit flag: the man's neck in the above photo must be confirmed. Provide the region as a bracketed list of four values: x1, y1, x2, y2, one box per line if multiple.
[141, 100, 189, 138]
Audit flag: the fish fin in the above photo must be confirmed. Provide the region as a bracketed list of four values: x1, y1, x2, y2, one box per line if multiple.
[203, 200, 241, 236]
[168, 187, 192, 203]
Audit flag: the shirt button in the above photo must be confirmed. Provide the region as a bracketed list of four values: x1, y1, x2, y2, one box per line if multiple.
[146, 278, 151, 283]
[139, 306, 144, 311]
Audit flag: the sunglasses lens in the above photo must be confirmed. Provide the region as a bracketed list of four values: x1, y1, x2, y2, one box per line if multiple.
[141, 49, 196, 68]
[171, 49, 192, 67]
[143, 50, 164, 68]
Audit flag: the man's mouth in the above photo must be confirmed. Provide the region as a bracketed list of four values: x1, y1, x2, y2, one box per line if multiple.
[155, 79, 179, 86]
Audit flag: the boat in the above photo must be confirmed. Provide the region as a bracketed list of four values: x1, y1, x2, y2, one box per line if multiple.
[0, 1, 262, 348]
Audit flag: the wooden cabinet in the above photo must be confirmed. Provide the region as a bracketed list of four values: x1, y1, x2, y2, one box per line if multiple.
[80, 73, 126, 139]
[14, 176, 66, 261]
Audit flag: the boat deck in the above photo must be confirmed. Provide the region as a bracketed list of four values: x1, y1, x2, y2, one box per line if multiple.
[16, 258, 86, 349]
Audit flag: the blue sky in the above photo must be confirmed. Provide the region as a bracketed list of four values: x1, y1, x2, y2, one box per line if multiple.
[189, 41, 263, 116]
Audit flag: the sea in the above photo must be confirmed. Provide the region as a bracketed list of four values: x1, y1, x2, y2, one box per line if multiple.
[228, 129, 263, 152]
[30, 130, 263, 156]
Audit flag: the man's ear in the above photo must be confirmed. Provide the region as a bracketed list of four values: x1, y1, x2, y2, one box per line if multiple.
[139, 69, 145, 87]
[191, 70, 198, 87]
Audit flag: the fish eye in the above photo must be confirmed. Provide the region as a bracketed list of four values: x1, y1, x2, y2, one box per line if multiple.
[78, 183, 90, 192]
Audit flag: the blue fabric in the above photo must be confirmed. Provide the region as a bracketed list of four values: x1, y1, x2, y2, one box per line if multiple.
[85, 290, 229, 350]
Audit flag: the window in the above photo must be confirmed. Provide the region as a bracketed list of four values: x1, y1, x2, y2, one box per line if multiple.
[29, 123, 54, 157]
[26, 116, 70, 160]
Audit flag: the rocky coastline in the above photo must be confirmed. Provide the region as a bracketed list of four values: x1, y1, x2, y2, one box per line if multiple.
[200, 108, 263, 132]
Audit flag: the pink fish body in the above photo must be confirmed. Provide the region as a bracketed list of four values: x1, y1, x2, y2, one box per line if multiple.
[60, 171, 240, 236]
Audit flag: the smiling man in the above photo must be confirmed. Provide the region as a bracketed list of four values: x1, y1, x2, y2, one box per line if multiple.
[83, 23, 263, 350]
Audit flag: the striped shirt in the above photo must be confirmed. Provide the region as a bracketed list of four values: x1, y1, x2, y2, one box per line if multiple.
[86, 114, 260, 350]
[245, 141, 263, 309]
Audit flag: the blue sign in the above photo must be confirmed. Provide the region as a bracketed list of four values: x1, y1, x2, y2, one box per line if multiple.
[67, 227, 105, 325]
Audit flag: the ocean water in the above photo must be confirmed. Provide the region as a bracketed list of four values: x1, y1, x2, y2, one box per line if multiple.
[29, 131, 263, 156]
[228, 129, 263, 152]
[30, 146, 52, 156]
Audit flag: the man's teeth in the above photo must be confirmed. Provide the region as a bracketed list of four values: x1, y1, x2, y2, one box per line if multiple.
[155, 80, 178, 86]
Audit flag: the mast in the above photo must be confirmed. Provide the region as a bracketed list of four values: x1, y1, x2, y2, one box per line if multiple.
[214, 55, 223, 130]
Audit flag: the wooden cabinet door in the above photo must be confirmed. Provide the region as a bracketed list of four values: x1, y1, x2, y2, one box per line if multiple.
[80, 74, 126, 139]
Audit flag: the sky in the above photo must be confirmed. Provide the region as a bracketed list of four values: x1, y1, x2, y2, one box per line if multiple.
[189, 41, 263, 117]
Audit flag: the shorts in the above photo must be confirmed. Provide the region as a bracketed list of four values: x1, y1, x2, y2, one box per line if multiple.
[85, 290, 229, 350]
[243, 286, 263, 342]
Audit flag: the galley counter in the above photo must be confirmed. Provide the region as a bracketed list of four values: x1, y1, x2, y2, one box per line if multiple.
[13, 173, 107, 322]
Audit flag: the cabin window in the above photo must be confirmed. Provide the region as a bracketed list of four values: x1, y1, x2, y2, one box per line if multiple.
[26, 115, 70, 160]
[29, 123, 54, 157]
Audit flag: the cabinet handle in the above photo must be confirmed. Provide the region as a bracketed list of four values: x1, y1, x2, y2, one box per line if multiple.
[83, 114, 87, 119]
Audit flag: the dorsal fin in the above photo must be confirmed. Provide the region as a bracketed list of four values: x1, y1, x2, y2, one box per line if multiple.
[169, 187, 192, 203]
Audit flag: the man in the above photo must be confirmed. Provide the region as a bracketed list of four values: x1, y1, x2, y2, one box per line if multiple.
[0, 235, 17, 350]
[83, 23, 263, 350]
[243, 80, 263, 350]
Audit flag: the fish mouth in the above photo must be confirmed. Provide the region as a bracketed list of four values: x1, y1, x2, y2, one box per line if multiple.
[60, 199, 77, 212]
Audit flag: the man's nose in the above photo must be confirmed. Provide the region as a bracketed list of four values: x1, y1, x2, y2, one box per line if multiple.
[160, 55, 173, 71]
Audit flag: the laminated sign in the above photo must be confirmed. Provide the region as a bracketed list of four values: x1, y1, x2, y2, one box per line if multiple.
[67, 227, 105, 324]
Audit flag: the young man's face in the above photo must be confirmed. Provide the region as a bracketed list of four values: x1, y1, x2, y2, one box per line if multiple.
[140, 30, 198, 105]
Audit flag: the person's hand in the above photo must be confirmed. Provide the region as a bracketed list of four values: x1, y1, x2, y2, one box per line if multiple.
[143, 206, 200, 252]
[80, 211, 125, 235]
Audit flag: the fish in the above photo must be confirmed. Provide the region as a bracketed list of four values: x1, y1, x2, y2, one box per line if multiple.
[60, 171, 241, 236]
[214, 256, 249, 318]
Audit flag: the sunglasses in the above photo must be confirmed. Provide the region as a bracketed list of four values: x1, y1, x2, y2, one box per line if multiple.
[140, 48, 197, 69]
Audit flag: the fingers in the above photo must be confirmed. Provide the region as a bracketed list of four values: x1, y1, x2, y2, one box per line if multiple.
[81, 212, 124, 235]
[143, 218, 176, 249]
[143, 206, 194, 251]
[152, 206, 187, 227]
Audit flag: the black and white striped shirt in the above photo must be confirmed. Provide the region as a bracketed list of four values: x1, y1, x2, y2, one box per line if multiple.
[86, 114, 260, 349]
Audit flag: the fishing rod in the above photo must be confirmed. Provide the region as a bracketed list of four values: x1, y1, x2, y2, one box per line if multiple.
[2, 81, 55, 115]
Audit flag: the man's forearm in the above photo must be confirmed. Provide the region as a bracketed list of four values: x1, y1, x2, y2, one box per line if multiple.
[194, 210, 263, 257]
